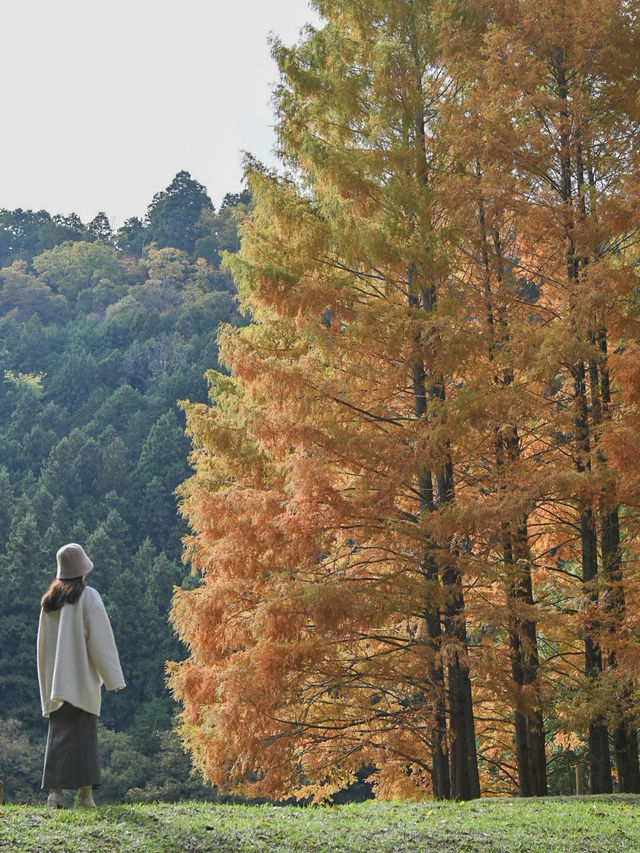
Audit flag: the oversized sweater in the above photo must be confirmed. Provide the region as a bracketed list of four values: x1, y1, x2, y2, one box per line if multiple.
[37, 585, 126, 717]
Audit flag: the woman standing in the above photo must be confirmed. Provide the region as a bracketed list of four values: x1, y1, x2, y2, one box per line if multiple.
[37, 543, 125, 808]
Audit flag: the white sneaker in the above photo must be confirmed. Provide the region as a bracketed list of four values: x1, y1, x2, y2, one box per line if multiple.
[47, 790, 67, 808]
[77, 786, 96, 808]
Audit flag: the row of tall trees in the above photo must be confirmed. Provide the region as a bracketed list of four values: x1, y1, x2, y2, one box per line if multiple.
[170, 0, 640, 801]
[0, 170, 249, 267]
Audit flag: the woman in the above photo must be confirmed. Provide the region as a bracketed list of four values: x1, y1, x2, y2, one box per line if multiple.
[37, 543, 125, 808]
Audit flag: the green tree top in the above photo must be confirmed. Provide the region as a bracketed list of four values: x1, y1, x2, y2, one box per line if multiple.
[146, 171, 213, 254]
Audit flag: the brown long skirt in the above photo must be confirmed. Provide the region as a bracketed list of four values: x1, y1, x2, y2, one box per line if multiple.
[41, 702, 101, 790]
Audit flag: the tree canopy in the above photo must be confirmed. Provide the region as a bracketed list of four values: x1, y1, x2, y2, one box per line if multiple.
[170, 0, 640, 803]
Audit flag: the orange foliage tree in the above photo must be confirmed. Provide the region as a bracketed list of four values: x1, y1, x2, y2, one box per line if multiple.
[442, 0, 640, 793]
[169, 0, 640, 800]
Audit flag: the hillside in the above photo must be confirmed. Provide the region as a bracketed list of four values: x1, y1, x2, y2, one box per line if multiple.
[0, 172, 246, 803]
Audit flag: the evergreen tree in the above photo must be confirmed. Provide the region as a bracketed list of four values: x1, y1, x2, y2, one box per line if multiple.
[87, 211, 113, 243]
[0, 208, 84, 267]
[115, 217, 147, 257]
[146, 171, 214, 254]
[0, 512, 49, 730]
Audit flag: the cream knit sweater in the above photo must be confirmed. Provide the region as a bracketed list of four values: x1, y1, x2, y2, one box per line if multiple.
[37, 585, 126, 717]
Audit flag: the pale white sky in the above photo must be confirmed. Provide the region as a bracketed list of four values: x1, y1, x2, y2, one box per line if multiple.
[0, 0, 318, 226]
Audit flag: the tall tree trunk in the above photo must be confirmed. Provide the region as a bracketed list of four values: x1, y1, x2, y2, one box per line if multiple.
[554, 46, 612, 793]
[408, 19, 478, 795]
[575, 362, 612, 793]
[422, 543, 451, 800]
[594, 342, 640, 792]
[506, 512, 548, 796]
[497, 432, 547, 796]
[439, 457, 480, 801]
[603, 523, 640, 792]
[605, 514, 640, 792]
[411, 322, 451, 799]
[410, 269, 478, 800]
[442, 564, 480, 799]
[406, 31, 452, 797]
[479, 192, 547, 796]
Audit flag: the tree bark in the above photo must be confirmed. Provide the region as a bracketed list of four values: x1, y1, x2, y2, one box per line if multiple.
[613, 718, 640, 793]
[410, 270, 478, 799]
[442, 560, 480, 800]
[553, 44, 613, 793]
[440, 457, 480, 801]
[479, 193, 547, 797]
[422, 545, 451, 800]
[602, 505, 640, 792]
[593, 340, 640, 792]
[410, 281, 451, 800]
[407, 22, 478, 796]
[506, 514, 548, 796]
[574, 362, 612, 793]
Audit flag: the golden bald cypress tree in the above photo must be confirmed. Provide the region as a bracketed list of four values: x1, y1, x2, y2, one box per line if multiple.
[170, 0, 640, 801]
[441, 0, 640, 793]
[171, 0, 484, 801]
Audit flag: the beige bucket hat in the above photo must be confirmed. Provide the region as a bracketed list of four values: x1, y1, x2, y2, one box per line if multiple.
[56, 543, 94, 580]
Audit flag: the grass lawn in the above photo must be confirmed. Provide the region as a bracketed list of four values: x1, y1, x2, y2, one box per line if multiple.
[1, 796, 639, 852]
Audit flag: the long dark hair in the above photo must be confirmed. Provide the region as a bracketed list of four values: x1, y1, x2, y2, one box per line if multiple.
[41, 577, 85, 612]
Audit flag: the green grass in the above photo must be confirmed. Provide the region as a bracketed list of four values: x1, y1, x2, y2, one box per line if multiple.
[1, 796, 639, 852]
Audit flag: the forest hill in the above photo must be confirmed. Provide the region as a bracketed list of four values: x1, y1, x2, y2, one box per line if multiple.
[0, 172, 248, 803]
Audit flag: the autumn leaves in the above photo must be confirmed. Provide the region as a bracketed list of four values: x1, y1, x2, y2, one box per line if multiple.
[169, 0, 640, 800]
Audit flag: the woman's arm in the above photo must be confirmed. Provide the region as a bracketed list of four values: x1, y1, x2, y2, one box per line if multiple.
[85, 593, 126, 691]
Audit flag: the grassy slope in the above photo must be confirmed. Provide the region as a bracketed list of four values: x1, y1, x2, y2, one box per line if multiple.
[1, 797, 639, 852]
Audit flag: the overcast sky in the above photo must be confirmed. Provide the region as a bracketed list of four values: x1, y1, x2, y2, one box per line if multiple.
[0, 0, 317, 227]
